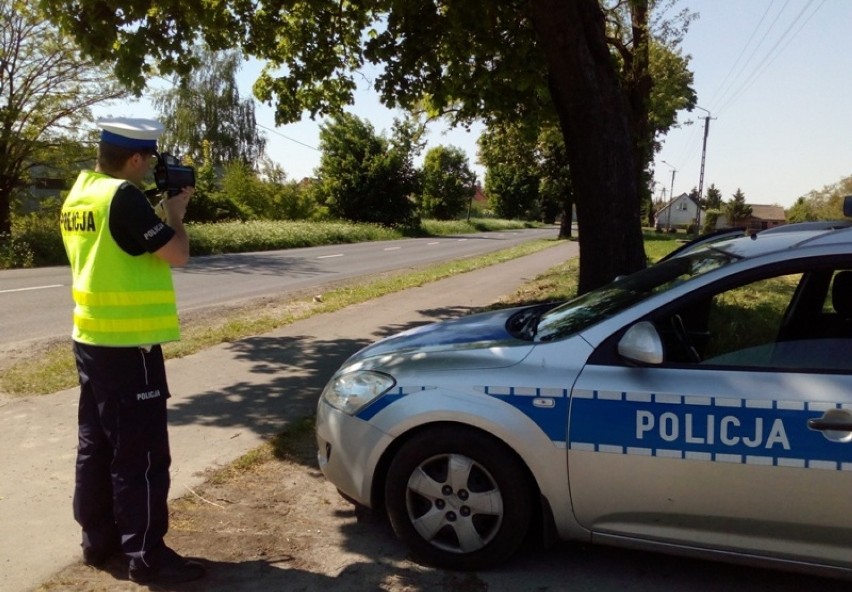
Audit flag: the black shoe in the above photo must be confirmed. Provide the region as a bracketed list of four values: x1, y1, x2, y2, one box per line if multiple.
[128, 546, 205, 584]
[82, 541, 120, 568]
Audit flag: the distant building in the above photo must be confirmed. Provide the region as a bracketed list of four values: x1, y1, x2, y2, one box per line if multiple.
[715, 204, 786, 232]
[654, 193, 700, 230]
[472, 183, 487, 203]
[19, 164, 74, 212]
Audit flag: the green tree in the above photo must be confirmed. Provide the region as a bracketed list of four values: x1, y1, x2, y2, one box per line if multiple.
[257, 159, 321, 221]
[478, 124, 541, 221]
[217, 161, 269, 218]
[181, 140, 244, 223]
[536, 125, 573, 234]
[704, 183, 722, 209]
[479, 121, 572, 227]
[40, 0, 697, 292]
[0, 0, 126, 234]
[154, 49, 266, 168]
[315, 113, 418, 226]
[419, 146, 475, 220]
[724, 188, 752, 228]
[788, 175, 852, 221]
[786, 197, 817, 223]
[699, 184, 723, 235]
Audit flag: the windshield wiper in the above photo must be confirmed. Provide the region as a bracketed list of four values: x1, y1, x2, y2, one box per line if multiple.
[705, 244, 745, 260]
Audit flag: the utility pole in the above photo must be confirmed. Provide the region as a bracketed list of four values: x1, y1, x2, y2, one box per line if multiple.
[661, 160, 676, 232]
[695, 106, 716, 236]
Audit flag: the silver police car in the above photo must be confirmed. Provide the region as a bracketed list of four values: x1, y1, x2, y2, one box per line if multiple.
[316, 216, 852, 578]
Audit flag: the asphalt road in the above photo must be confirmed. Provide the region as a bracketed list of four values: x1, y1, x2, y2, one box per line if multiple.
[0, 228, 555, 347]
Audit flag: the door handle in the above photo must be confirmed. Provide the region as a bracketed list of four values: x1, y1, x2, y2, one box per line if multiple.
[808, 418, 852, 431]
[808, 409, 852, 432]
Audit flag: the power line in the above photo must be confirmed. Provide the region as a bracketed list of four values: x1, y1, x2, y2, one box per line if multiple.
[704, 0, 777, 110]
[715, 0, 825, 115]
[151, 74, 320, 152]
[662, 1, 824, 183]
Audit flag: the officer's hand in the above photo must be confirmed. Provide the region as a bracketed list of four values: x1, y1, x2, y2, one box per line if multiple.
[164, 187, 194, 225]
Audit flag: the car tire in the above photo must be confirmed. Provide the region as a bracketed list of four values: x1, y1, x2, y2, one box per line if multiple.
[384, 425, 533, 570]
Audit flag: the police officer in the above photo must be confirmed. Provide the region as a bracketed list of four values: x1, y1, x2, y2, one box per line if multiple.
[60, 118, 204, 584]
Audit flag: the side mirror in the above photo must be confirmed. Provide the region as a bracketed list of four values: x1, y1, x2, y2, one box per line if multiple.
[844, 195, 852, 217]
[618, 321, 664, 365]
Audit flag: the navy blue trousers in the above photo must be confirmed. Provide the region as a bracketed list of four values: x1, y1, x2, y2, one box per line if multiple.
[72, 342, 172, 559]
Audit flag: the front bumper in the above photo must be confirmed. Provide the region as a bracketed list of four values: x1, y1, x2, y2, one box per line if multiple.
[315, 399, 393, 507]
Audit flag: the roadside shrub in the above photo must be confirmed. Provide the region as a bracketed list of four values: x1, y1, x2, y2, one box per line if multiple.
[703, 210, 721, 234]
[1, 211, 541, 267]
[0, 232, 35, 269]
[218, 161, 271, 219]
[186, 220, 402, 256]
[2, 204, 67, 268]
[271, 182, 323, 221]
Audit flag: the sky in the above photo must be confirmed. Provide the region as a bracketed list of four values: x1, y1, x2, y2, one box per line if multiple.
[98, 0, 851, 209]
[653, 0, 852, 208]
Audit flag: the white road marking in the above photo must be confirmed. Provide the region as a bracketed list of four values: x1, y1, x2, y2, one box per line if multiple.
[383, 247, 401, 251]
[316, 254, 344, 259]
[0, 284, 63, 294]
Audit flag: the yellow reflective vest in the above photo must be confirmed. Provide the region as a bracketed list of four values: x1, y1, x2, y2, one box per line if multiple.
[60, 170, 180, 346]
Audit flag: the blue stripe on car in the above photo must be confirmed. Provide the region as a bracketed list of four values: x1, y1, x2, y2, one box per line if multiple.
[568, 390, 852, 470]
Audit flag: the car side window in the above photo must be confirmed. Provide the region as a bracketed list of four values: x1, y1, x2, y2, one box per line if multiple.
[701, 274, 800, 361]
[656, 270, 852, 372]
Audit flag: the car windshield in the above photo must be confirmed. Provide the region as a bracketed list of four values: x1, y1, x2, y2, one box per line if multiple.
[534, 248, 737, 342]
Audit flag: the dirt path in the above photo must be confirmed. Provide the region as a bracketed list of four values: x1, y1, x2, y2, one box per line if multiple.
[38, 423, 850, 592]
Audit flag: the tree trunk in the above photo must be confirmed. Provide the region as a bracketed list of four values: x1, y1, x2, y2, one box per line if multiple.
[626, 1, 653, 225]
[529, 0, 646, 293]
[0, 179, 12, 236]
[559, 195, 573, 239]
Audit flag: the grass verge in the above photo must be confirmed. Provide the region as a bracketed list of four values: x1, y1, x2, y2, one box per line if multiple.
[1, 238, 560, 396]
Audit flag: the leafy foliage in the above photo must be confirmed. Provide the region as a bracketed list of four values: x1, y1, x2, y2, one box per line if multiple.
[154, 49, 266, 168]
[724, 188, 752, 227]
[478, 123, 542, 221]
[480, 121, 571, 228]
[418, 146, 476, 220]
[536, 126, 572, 227]
[1, 212, 536, 268]
[699, 184, 724, 234]
[217, 161, 271, 219]
[1, 201, 67, 268]
[704, 183, 723, 209]
[786, 174, 852, 222]
[186, 220, 400, 256]
[314, 113, 419, 227]
[786, 197, 818, 223]
[0, 0, 127, 233]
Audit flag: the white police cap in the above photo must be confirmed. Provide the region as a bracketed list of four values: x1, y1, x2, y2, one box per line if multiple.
[97, 118, 164, 151]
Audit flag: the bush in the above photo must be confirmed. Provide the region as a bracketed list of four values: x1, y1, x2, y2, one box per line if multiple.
[186, 220, 402, 256]
[1, 208, 67, 268]
[0, 233, 34, 269]
[0, 210, 539, 268]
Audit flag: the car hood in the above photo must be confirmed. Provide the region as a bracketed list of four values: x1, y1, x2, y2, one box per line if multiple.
[343, 306, 535, 371]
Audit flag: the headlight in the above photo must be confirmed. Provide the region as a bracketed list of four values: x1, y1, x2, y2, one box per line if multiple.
[321, 370, 396, 415]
